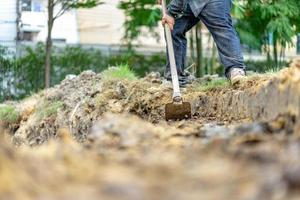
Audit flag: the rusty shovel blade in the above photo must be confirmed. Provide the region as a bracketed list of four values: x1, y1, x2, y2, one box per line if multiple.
[165, 101, 192, 121]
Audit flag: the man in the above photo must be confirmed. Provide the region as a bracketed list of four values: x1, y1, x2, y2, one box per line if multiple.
[159, 0, 246, 86]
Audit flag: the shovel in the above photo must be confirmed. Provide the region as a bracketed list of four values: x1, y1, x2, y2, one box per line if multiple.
[162, 0, 192, 121]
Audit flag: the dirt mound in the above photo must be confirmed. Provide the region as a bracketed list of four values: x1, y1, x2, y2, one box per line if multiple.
[1, 58, 300, 199]
[8, 71, 173, 145]
[4, 59, 300, 146]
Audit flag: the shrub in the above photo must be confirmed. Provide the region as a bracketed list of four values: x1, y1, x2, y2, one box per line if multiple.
[101, 64, 137, 80]
[36, 100, 63, 120]
[0, 44, 165, 101]
[198, 78, 229, 92]
[0, 105, 19, 123]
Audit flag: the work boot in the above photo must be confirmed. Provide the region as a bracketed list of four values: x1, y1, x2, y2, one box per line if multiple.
[164, 71, 193, 88]
[178, 78, 189, 88]
[162, 79, 188, 88]
[228, 68, 246, 85]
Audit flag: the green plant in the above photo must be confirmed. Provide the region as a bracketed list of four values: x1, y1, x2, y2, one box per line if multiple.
[107, 53, 165, 76]
[101, 64, 137, 80]
[119, 0, 161, 45]
[198, 78, 229, 92]
[36, 100, 63, 120]
[264, 68, 282, 76]
[0, 105, 19, 123]
[44, 0, 103, 88]
[0, 44, 166, 102]
[52, 45, 107, 84]
[244, 60, 287, 73]
[241, 0, 300, 68]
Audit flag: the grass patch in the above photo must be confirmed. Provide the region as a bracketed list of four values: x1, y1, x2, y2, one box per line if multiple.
[198, 78, 229, 92]
[264, 68, 282, 76]
[101, 64, 137, 81]
[36, 100, 63, 120]
[0, 105, 19, 123]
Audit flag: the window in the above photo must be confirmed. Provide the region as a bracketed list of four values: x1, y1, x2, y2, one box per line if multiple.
[22, 0, 31, 11]
[22, 31, 35, 41]
[32, 1, 43, 12]
[21, 0, 43, 12]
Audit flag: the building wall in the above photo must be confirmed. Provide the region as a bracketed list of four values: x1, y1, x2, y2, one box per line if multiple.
[20, 0, 78, 43]
[76, 0, 165, 50]
[76, 0, 125, 45]
[0, 0, 17, 52]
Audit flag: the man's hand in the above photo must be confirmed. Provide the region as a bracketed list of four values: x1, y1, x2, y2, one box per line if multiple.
[158, 0, 175, 30]
[162, 14, 175, 30]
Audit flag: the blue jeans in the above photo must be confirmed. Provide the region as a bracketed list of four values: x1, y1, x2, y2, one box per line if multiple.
[165, 0, 245, 80]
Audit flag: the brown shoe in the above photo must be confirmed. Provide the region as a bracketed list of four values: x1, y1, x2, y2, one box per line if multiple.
[229, 68, 246, 85]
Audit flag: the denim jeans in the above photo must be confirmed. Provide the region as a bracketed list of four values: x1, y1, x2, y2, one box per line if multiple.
[165, 0, 245, 81]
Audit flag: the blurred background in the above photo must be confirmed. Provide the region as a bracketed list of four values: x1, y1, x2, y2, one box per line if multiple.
[1, 0, 300, 101]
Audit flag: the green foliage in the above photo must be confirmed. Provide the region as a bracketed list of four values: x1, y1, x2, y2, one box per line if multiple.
[232, 0, 254, 49]
[17, 43, 46, 93]
[67, 0, 103, 8]
[53, 0, 103, 18]
[235, 21, 262, 50]
[118, 0, 300, 67]
[0, 46, 13, 67]
[1, 43, 291, 102]
[244, 60, 287, 73]
[52, 46, 107, 84]
[0, 105, 19, 123]
[0, 47, 16, 102]
[232, 0, 245, 19]
[101, 64, 137, 81]
[0, 44, 166, 101]
[119, 0, 161, 42]
[241, 0, 300, 63]
[265, 67, 282, 75]
[107, 52, 166, 75]
[36, 100, 63, 120]
[198, 78, 229, 92]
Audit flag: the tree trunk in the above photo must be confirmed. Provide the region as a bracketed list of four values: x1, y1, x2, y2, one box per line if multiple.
[195, 23, 203, 77]
[211, 43, 217, 74]
[189, 28, 196, 75]
[205, 34, 212, 75]
[279, 46, 285, 68]
[45, 0, 54, 88]
[264, 37, 272, 70]
[189, 29, 195, 62]
[273, 33, 278, 69]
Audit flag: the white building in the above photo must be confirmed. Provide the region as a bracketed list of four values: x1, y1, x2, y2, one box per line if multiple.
[0, 0, 165, 55]
[0, 0, 18, 53]
[76, 0, 166, 55]
[0, 0, 79, 53]
[20, 0, 78, 43]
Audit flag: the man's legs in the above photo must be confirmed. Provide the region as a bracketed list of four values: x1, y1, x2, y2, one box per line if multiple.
[199, 0, 245, 77]
[165, 5, 200, 85]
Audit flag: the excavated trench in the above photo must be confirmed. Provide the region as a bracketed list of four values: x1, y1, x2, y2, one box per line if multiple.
[1, 58, 300, 200]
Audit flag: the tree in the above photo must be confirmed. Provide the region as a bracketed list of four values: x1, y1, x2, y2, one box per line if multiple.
[119, 0, 161, 46]
[240, 0, 300, 68]
[232, 0, 261, 51]
[45, 0, 102, 88]
[119, 0, 300, 73]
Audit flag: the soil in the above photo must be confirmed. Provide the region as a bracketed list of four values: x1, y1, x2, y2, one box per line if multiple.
[1, 58, 300, 200]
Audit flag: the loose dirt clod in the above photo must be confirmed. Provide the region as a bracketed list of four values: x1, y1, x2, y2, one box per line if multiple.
[1, 58, 300, 200]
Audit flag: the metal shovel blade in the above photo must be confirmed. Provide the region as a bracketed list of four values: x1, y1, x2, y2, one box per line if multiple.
[165, 101, 192, 121]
